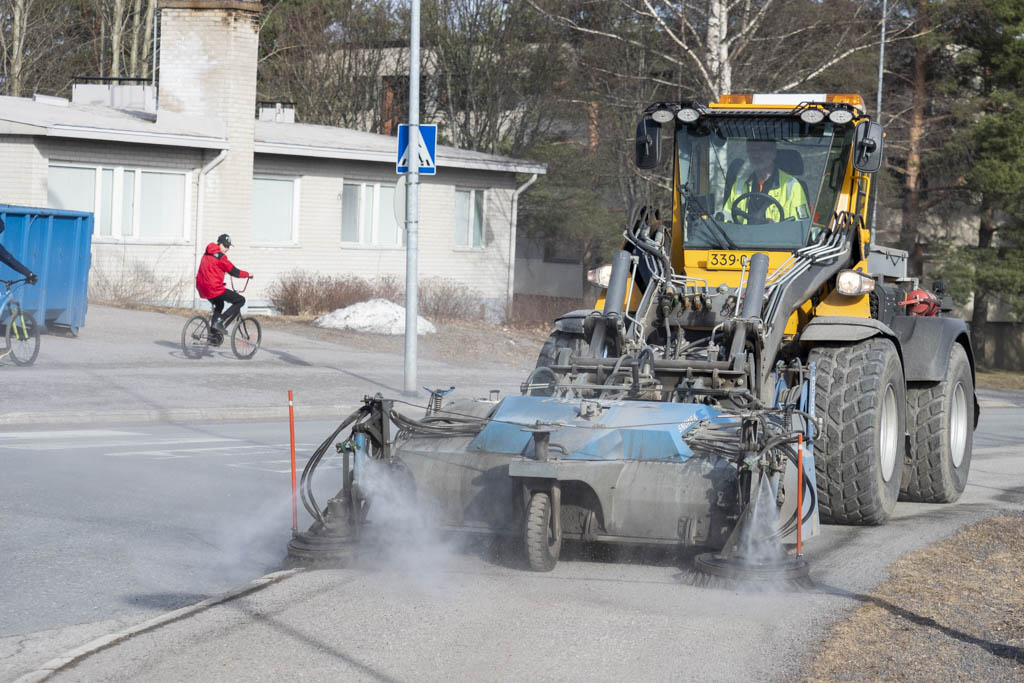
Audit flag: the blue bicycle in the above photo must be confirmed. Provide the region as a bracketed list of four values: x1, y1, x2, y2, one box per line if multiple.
[1, 278, 40, 366]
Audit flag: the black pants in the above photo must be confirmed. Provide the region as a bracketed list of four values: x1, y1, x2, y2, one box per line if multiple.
[208, 290, 245, 327]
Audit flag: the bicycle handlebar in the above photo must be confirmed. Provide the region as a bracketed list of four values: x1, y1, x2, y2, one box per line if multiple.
[230, 275, 253, 293]
[1, 278, 28, 291]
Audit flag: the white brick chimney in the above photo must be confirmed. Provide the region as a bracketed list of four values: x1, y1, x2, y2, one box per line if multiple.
[158, 0, 261, 246]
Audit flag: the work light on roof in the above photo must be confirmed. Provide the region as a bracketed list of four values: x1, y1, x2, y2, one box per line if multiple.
[651, 108, 675, 123]
[677, 107, 700, 123]
[828, 108, 854, 124]
[799, 108, 825, 124]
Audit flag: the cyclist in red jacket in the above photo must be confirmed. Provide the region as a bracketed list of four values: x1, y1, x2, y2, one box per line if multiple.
[195, 233, 252, 333]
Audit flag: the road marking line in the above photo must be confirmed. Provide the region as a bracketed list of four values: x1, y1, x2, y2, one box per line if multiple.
[0, 437, 240, 452]
[0, 429, 141, 440]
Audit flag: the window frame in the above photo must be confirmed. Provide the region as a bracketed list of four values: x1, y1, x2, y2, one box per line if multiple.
[251, 175, 301, 247]
[48, 162, 192, 244]
[453, 187, 486, 250]
[340, 180, 404, 249]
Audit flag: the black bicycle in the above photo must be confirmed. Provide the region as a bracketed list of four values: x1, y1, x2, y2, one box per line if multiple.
[1, 278, 40, 366]
[181, 279, 261, 360]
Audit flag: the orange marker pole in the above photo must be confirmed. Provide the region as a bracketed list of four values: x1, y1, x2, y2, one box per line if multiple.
[289, 390, 298, 534]
[796, 432, 804, 556]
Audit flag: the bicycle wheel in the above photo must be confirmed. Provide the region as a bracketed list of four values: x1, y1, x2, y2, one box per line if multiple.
[5, 310, 40, 366]
[182, 315, 211, 359]
[231, 316, 261, 360]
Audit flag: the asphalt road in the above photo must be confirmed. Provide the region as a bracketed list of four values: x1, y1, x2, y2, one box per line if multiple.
[2, 399, 1021, 682]
[0, 419, 349, 638]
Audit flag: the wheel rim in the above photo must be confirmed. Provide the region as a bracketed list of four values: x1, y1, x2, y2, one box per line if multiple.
[879, 384, 899, 483]
[950, 382, 968, 468]
[547, 505, 558, 549]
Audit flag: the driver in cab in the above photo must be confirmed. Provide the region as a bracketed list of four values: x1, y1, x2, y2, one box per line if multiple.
[725, 139, 810, 224]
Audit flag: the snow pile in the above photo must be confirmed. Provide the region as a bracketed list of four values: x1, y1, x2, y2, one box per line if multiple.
[313, 298, 436, 335]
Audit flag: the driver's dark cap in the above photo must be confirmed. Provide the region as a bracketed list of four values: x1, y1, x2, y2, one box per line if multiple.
[217, 233, 232, 248]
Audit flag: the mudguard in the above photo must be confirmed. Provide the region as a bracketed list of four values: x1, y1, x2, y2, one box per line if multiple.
[553, 309, 591, 335]
[800, 316, 898, 344]
[888, 315, 975, 383]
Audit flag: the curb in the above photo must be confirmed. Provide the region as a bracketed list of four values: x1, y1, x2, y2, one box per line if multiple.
[0, 405, 360, 427]
[13, 568, 304, 682]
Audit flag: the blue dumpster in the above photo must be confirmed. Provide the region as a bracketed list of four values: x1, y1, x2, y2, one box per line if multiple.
[0, 205, 93, 334]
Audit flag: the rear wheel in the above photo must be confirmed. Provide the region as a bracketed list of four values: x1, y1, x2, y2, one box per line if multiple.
[525, 491, 561, 572]
[6, 311, 40, 366]
[181, 315, 211, 359]
[901, 344, 974, 503]
[231, 317, 262, 360]
[809, 337, 906, 525]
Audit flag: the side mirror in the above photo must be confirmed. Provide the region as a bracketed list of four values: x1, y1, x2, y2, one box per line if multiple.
[853, 121, 884, 173]
[635, 117, 662, 169]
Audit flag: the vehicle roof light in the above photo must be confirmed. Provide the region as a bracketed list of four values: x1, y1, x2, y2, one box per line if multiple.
[651, 108, 675, 123]
[799, 108, 825, 124]
[751, 93, 827, 106]
[826, 93, 866, 109]
[828, 108, 854, 124]
[677, 107, 700, 123]
[717, 94, 752, 105]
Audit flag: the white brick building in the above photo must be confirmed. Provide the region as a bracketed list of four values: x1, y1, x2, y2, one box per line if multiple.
[0, 0, 544, 317]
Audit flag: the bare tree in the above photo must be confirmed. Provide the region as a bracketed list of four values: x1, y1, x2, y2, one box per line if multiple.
[528, 0, 910, 100]
[422, 0, 568, 155]
[258, 0, 405, 131]
[1, 0, 85, 96]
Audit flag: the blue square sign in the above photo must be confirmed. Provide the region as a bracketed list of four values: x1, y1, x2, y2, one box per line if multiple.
[396, 124, 437, 175]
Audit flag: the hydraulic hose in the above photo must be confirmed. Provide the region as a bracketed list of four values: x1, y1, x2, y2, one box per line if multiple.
[300, 408, 367, 524]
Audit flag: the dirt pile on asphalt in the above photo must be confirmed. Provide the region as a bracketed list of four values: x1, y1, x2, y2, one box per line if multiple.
[805, 515, 1024, 680]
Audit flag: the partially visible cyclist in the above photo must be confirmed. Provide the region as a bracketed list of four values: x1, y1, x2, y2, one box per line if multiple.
[0, 217, 38, 286]
[195, 233, 252, 333]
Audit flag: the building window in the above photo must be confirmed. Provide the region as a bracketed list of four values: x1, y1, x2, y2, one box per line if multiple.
[454, 188, 484, 248]
[47, 164, 188, 241]
[340, 182, 402, 246]
[252, 177, 299, 243]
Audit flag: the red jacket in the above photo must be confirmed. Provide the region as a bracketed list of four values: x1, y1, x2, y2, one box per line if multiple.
[196, 243, 249, 299]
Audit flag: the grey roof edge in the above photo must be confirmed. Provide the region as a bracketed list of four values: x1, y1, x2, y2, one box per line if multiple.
[48, 124, 228, 150]
[254, 140, 546, 175]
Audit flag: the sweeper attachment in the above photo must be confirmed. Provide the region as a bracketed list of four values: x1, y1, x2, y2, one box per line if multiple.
[288, 231, 822, 585]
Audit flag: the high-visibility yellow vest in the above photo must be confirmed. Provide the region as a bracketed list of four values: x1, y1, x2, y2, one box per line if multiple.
[725, 169, 810, 223]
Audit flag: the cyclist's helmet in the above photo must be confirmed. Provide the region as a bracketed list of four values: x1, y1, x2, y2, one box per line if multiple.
[217, 233, 232, 248]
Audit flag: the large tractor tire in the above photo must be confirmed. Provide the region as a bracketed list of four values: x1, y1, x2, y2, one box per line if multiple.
[900, 344, 974, 503]
[809, 337, 906, 525]
[529, 330, 588, 397]
[535, 330, 588, 369]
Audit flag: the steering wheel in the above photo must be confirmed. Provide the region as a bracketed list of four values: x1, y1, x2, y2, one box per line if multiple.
[731, 192, 785, 224]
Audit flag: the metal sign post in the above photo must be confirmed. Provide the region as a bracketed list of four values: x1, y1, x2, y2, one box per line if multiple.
[403, 0, 421, 395]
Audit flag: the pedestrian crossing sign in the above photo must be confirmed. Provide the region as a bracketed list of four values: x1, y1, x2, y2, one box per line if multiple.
[396, 124, 437, 175]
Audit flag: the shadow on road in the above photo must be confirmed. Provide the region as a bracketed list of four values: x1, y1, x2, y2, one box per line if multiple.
[225, 595, 402, 682]
[121, 592, 212, 611]
[816, 582, 1024, 663]
[259, 347, 312, 366]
